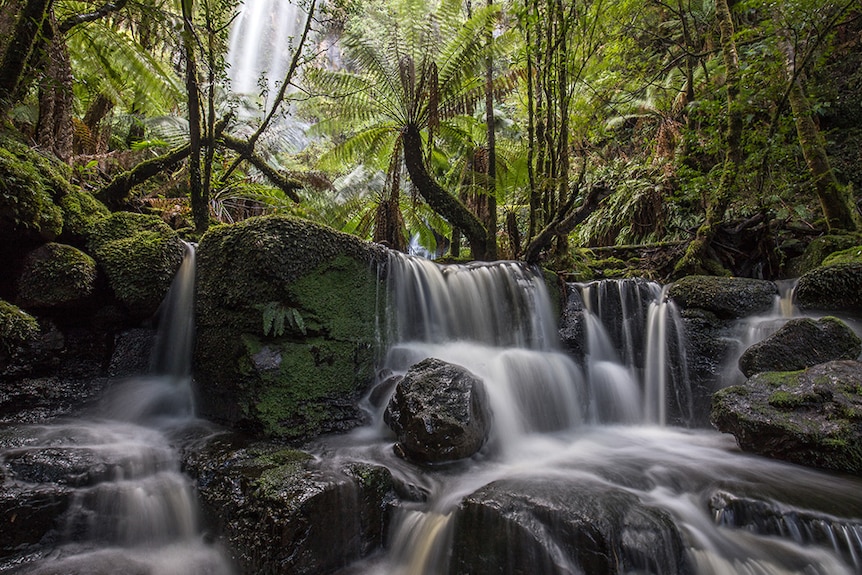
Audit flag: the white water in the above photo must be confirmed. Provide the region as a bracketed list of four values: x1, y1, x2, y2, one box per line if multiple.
[325, 255, 862, 575]
[1, 244, 234, 575]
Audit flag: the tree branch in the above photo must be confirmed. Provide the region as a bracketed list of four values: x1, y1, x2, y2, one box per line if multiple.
[221, 134, 302, 202]
[59, 0, 129, 34]
[95, 144, 191, 208]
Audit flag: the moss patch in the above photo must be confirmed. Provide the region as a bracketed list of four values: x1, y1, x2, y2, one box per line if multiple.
[16, 243, 97, 308]
[88, 212, 183, 316]
[59, 190, 109, 240]
[0, 299, 39, 354]
[823, 245, 862, 266]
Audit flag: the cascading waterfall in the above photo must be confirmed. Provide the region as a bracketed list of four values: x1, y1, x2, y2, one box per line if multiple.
[2, 243, 233, 575]
[330, 255, 862, 575]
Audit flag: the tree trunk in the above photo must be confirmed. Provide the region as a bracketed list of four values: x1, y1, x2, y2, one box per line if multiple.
[35, 13, 74, 161]
[402, 123, 490, 260]
[0, 0, 52, 113]
[483, 0, 498, 260]
[674, 0, 742, 277]
[181, 7, 206, 233]
[779, 35, 858, 232]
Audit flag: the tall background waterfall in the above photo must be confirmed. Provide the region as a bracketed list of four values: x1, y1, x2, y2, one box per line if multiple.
[328, 254, 862, 575]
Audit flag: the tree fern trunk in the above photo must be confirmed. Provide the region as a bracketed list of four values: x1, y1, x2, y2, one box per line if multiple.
[402, 123, 489, 260]
[182, 6, 206, 233]
[0, 0, 52, 113]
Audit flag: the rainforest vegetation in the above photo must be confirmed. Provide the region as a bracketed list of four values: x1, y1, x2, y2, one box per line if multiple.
[1, 0, 860, 279]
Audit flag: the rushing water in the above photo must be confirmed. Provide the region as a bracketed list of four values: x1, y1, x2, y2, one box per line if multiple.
[0, 244, 233, 575]
[322, 253, 862, 575]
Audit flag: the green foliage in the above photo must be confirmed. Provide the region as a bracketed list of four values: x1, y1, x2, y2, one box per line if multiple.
[256, 302, 306, 337]
[0, 299, 39, 355]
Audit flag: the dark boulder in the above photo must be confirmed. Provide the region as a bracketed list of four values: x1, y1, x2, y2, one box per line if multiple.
[384, 358, 492, 463]
[15, 243, 97, 310]
[668, 276, 777, 320]
[738, 317, 861, 377]
[712, 360, 862, 475]
[451, 477, 690, 575]
[795, 263, 862, 317]
[181, 433, 395, 575]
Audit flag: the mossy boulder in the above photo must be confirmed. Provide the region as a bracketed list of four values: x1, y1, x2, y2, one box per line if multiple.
[182, 433, 395, 574]
[0, 146, 64, 240]
[0, 300, 39, 356]
[15, 243, 97, 309]
[822, 245, 862, 266]
[58, 190, 109, 241]
[738, 317, 861, 378]
[87, 212, 184, 318]
[668, 275, 777, 319]
[711, 360, 862, 475]
[787, 233, 862, 277]
[194, 215, 387, 441]
[795, 263, 862, 317]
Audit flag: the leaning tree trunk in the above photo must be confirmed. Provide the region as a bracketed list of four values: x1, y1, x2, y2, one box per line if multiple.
[402, 123, 490, 260]
[779, 36, 858, 232]
[674, 0, 742, 277]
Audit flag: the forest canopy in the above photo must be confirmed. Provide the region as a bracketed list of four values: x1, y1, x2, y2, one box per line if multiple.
[1, 0, 860, 278]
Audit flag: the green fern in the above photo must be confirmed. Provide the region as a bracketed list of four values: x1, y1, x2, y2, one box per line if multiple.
[256, 302, 306, 337]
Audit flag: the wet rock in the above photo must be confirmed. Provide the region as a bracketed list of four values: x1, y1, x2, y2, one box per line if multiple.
[558, 284, 586, 365]
[182, 433, 395, 574]
[194, 215, 387, 441]
[0, 483, 72, 560]
[786, 233, 862, 277]
[451, 477, 691, 575]
[384, 358, 491, 463]
[108, 328, 155, 378]
[0, 376, 109, 424]
[668, 276, 777, 320]
[795, 263, 862, 317]
[711, 360, 862, 475]
[739, 317, 861, 377]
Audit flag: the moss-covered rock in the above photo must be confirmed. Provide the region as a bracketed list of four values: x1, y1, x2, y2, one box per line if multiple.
[668, 275, 777, 319]
[738, 317, 862, 377]
[87, 212, 184, 318]
[711, 360, 862, 475]
[182, 433, 395, 574]
[822, 245, 862, 266]
[194, 215, 387, 441]
[0, 147, 63, 240]
[15, 243, 97, 309]
[795, 262, 862, 316]
[787, 233, 862, 277]
[0, 300, 39, 356]
[58, 190, 109, 241]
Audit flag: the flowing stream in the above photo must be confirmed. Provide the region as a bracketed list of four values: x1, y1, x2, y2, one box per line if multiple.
[321, 253, 862, 575]
[0, 244, 233, 575]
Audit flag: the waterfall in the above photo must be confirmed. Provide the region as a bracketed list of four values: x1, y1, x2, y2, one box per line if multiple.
[573, 279, 692, 425]
[326, 256, 862, 575]
[2, 245, 234, 575]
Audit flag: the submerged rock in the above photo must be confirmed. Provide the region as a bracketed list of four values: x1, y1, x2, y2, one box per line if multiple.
[194, 215, 387, 441]
[738, 317, 861, 377]
[795, 262, 862, 317]
[451, 477, 690, 575]
[384, 358, 492, 464]
[182, 433, 395, 574]
[668, 276, 777, 320]
[712, 360, 862, 475]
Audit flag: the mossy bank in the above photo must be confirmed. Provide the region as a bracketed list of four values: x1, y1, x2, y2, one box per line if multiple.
[194, 215, 388, 441]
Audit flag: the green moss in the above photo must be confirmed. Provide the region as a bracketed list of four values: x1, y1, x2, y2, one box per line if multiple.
[0, 147, 63, 238]
[59, 190, 109, 239]
[0, 299, 39, 354]
[789, 233, 862, 276]
[16, 243, 97, 308]
[823, 245, 862, 266]
[88, 212, 183, 316]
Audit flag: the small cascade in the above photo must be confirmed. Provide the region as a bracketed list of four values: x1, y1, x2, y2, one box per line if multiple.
[2, 244, 234, 574]
[572, 279, 692, 425]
